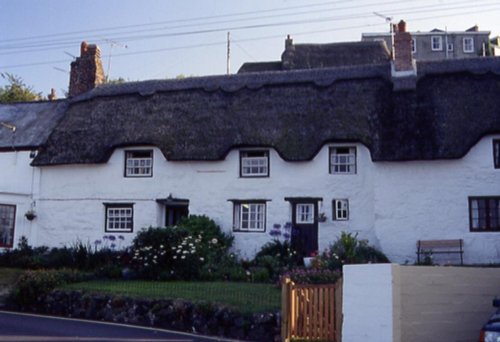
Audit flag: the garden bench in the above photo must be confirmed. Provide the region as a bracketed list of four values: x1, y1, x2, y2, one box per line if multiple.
[417, 239, 464, 265]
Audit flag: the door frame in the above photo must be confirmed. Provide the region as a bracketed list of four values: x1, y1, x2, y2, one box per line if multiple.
[285, 197, 322, 257]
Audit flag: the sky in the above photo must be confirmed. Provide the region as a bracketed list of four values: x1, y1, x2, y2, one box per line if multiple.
[1, 0, 500, 98]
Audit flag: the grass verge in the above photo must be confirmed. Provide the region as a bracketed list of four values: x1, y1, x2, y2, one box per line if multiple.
[63, 280, 281, 314]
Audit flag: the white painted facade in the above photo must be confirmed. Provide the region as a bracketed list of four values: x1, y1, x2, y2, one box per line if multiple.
[0, 151, 40, 248]
[1, 135, 499, 263]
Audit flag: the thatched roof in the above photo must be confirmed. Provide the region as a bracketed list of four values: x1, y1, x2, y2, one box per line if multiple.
[0, 100, 67, 151]
[2, 56, 498, 166]
[239, 41, 391, 73]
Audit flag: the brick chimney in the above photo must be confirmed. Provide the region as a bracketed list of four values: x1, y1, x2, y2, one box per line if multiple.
[68, 41, 105, 97]
[393, 20, 413, 72]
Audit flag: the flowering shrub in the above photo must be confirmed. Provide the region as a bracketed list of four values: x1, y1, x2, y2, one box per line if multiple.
[130, 216, 234, 280]
[281, 268, 341, 284]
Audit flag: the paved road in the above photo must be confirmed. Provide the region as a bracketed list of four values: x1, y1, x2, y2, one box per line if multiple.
[0, 311, 239, 342]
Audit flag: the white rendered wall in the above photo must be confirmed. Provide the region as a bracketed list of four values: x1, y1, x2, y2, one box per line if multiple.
[0, 151, 39, 249]
[342, 264, 395, 342]
[10, 135, 500, 263]
[35, 144, 375, 255]
[374, 136, 500, 264]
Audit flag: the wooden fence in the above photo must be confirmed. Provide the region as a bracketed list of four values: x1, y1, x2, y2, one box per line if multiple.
[281, 277, 342, 342]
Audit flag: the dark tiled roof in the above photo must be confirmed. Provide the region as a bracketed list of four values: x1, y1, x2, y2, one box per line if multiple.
[21, 57, 500, 166]
[0, 101, 67, 151]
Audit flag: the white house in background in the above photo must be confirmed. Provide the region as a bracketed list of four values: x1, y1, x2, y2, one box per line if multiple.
[0, 101, 66, 249]
[1, 21, 499, 264]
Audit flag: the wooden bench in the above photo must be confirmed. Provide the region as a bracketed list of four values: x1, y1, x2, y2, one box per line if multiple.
[417, 239, 464, 265]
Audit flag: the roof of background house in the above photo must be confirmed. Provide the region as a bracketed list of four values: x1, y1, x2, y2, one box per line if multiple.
[239, 41, 391, 73]
[26, 56, 500, 166]
[0, 100, 67, 151]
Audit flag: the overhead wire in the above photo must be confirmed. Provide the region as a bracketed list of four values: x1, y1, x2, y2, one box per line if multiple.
[3, 0, 492, 51]
[1, 1, 499, 70]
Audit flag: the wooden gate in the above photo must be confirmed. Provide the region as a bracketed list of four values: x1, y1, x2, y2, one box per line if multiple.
[281, 278, 342, 342]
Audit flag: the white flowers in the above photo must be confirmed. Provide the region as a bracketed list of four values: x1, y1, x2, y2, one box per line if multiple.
[211, 238, 218, 244]
[199, 257, 205, 261]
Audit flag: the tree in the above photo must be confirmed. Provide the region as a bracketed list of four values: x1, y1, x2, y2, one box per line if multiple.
[0, 73, 42, 103]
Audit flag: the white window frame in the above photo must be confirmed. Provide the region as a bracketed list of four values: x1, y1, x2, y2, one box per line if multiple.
[463, 37, 474, 53]
[0, 204, 16, 248]
[411, 38, 416, 54]
[431, 36, 443, 51]
[494, 140, 500, 169]
[233, 202, 266, 232]
[333, 199, 349, 221]
[447, 43, 454, 52]
[240, 150, 269, 177]
[105, 204, 134, 232]
[125, 150, 153, 177]
[329, 146, 356, 174]
[296, 203, 314, 224]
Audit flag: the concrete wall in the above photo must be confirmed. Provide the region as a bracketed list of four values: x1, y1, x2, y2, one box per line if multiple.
[398, 266, 500, 342]
[342, 264, 395, 342]
[343, 264, 500, 342]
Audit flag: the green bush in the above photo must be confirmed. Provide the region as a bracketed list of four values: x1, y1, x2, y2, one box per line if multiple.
[0, 237, 127, 272]
[254, 239, 302, 280]
[321, 232, 389, 270]
[8, 269, 91, 308]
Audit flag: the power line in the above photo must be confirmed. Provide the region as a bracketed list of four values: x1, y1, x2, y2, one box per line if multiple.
[2, 1, 500, 71]
[0, 0, 358, 44]
[3, 1, 500, 71]
[0, 0, 495, 55]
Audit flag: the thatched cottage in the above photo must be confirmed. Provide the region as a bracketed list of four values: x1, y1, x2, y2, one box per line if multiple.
[1, 21, 499, 263]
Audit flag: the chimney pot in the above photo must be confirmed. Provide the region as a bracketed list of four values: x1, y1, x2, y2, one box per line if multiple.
[48, 88, 57, 101]
[80, 41, 88, 56]
[285, 35, 293, 50]
[398, 20, 407, 33]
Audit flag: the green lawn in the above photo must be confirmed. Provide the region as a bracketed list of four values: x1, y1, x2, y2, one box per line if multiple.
[64, 280, 281, 314]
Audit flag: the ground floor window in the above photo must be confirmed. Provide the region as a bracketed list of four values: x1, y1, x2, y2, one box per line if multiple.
[232, 201, 266, 232]
[105, 203, 134, 233]
[0, 204, 16, 248]
[469, 197, 500, 231]
[333, 199, 349, 220]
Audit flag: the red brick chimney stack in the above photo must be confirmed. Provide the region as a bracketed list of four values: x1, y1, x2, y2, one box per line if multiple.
[393, 20, 413, 72]
[68, 41, 105, 97]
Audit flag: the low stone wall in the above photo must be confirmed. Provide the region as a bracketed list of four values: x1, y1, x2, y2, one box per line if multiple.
[7, 290, 280, 341]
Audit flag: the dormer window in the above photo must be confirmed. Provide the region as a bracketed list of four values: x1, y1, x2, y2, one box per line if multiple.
[240, 150, 269, 177]
[329, 146, 356, 174]
[125, 150, 153, 177]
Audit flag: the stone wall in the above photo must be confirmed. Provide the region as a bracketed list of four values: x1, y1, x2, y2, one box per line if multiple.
[7, 290, 280, 341]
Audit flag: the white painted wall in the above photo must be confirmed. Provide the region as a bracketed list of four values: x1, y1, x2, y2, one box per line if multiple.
[34, 143, 374, 255]
[0, 151, 39, 249]
[3, 135, 499, 264]
[374, 136, 500, 264]
[342, 264, 395, 342]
